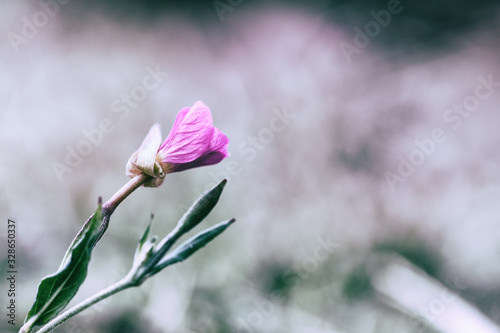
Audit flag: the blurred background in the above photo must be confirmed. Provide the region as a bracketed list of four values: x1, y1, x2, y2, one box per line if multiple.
[2, 0, 500, 332]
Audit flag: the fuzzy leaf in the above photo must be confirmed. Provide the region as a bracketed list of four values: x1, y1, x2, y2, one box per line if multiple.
[135, 214, 154, 260]
[150, 218, 235, 276]
[153, 179, 228, 258]
[23, 204, 102, 329]
[176, 178, 227, 234]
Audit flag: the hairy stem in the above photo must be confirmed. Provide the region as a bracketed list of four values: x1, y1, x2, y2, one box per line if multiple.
[34, 277, 135, 333]
[66, 174, 151, 251]
[20, 174, 151, 333]
[102, 173, 150, 216]
[96, 174, 151, 242]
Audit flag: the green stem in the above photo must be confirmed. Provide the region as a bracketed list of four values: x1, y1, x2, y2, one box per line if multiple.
[34, 276, 135, 333]
[20, 174, 152, 333]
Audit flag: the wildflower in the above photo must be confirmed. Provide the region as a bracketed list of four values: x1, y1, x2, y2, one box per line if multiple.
[126, 101, 229, 187]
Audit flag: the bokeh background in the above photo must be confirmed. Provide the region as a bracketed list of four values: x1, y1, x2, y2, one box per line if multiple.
[2, 0, 500, 332]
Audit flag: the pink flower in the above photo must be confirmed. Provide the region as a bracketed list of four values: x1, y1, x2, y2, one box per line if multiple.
[126, 101, 229, 187]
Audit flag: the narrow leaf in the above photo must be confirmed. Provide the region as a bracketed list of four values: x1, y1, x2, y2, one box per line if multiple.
[153, 179, 227, 258]
[177, 178, 227, 234]
[23, 203, 102, 329]
[135, 214, 154, 260]
[150, 218, 235, 276]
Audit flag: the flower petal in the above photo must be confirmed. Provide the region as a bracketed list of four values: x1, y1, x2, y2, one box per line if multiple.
[209, 128, 230, 158]
[167, 151, 228, 173]
[164, 129, 230, 173]
[162, 107, 190, 145]
[126, 123, 163, 178]
[158, 101, 215, 164]
[137, 124, 163, 174]
[125, 150, 142, 178]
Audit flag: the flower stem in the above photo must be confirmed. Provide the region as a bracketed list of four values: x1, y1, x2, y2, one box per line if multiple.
[21, 174, 152, 333]
[33, 276, 135, 333]
[102, 174, 150, 216]
[68, 174, 151, 249]
[95, 174, 151, 242]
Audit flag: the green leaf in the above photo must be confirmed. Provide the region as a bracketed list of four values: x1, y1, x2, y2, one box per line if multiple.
[135, 214, 154, 259]
[150, 218, 236, 276]
[153, 179, 228, 258]
[23, 203, 102, 329]
[177, 179, 227, 234]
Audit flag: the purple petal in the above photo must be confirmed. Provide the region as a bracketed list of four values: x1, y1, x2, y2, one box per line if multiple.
[165, 128, 230, 172]
[161, 107, 190, 147]
[209, 128, 230, 158]
[158, 101, 215, 164]
[167, 151, 228, 173]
